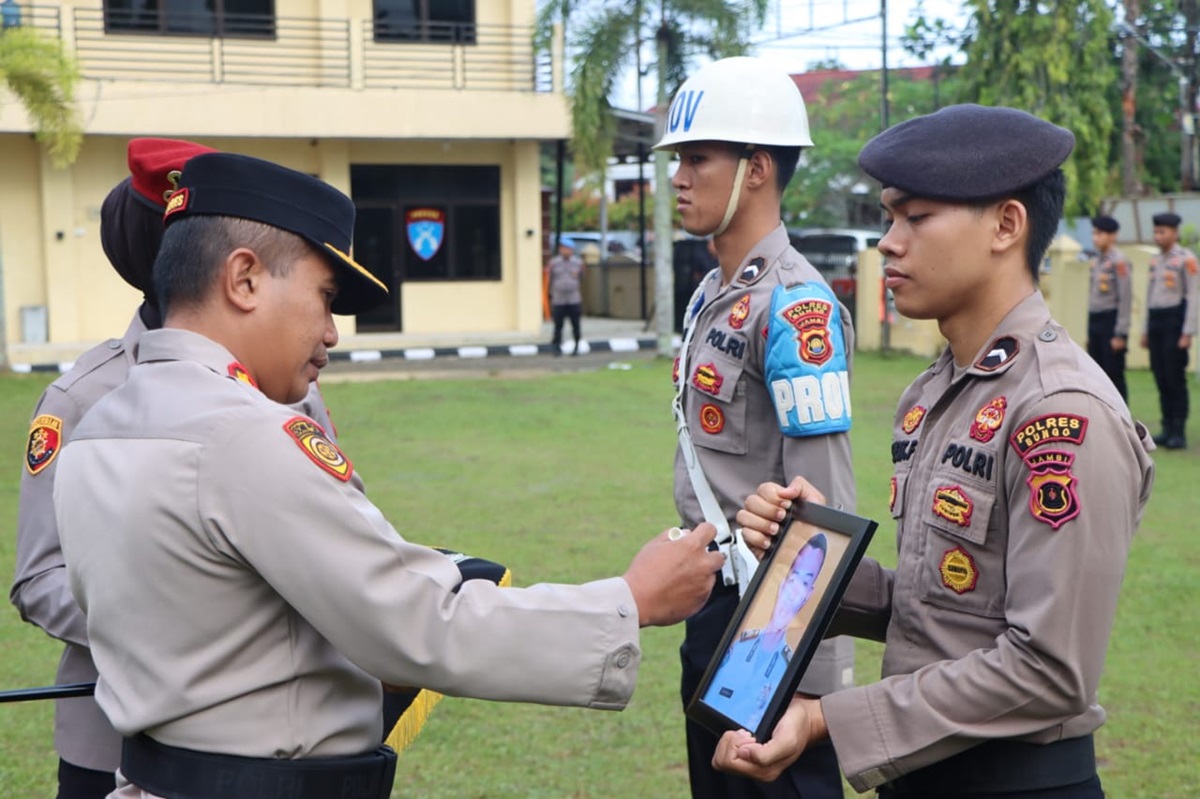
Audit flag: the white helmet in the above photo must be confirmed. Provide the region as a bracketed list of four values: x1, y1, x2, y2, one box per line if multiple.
[653, 56, 813, 151]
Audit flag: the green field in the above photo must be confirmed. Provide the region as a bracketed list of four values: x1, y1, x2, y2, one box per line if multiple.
[0, 353, 1195, 797]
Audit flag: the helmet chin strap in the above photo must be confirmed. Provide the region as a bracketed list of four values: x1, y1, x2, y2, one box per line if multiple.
[712, 146, 753, 237]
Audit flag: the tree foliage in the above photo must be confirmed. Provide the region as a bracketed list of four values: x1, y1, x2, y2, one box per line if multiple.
[0, 27, 82, 167]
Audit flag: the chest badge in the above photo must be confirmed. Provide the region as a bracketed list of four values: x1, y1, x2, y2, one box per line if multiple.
[1024, 450, 1080, 530]
[283, 416, 353, 482]
[729, 295, 750, 330]
[779, 299, 834, 366]
[969, 396, 1007, 443]
[26, 414, 63, 475]
[699, 403, 725, 434]
[902, 405, 927, 434]
[932, 485, 974, 527]
[227, 361, 259, 388]
[939, 546, 979, 594]
[692, 363, 725, 395]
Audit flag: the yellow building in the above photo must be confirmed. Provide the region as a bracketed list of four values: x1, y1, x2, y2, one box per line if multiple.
[0, 0, 565, 367]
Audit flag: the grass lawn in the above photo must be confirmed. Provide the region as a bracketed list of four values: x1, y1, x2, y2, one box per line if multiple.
[0, 352, 1195, 798]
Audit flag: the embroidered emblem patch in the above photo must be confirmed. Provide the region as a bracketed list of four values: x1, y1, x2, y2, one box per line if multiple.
[779, 298, 834, 366]
[888, 476, 897, 513]
[26, 414, 63, 475]
[975, 336, 1019, 371]
[692, 363, 724, 395]
[932, 485, 974, 527]
[969, 397, 1007, 443]
[1024, 450, 1080, 530]
[902, 405, 927, 434]
[672, 357, 680, 386]
[227, 361, 258, 388]
[163, 187, 189, 220]
[1188, 257, 1199, 276]
[939, 546, 978, 594]
[283, 416, 352, 482]
[406, 207, 446, 261]
[699, 403, 725, 434]
[729, 295, 750, 329]
[738, 257, 765, 284]
[1009, 414, 1088, 457]
[1116, 262, 1129, 278]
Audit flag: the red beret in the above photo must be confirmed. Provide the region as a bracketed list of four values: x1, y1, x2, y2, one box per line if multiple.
[127, 138, 217, 210]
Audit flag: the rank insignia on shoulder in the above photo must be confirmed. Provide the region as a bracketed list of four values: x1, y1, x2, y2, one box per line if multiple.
[1024, 450, 1080, 529]
[902, 405, 927, 434]
[729, 295, 750, 329]
[692, 362, 724, 395]
[738, 257, 765, 284]
[26, 414, 63, 475]
[699, 403, 725, 434]
[283, 416, 352, 482]
[932, 485, 973, 527]
[227, 361, 258, 388]
[1009, 413, 1087, 457]
[975, 336, 1019, 371]
[969, 396, 1007, 443]
[939, 546, 978, 594]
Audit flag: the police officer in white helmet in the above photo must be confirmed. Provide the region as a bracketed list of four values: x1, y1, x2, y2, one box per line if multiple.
[656, 57, 856, 799]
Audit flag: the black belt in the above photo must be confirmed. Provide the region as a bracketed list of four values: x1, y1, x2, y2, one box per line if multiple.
[883, 734, 1096, 797]
[1088, 308, 1117, 319]
[121, 734, 397, 799]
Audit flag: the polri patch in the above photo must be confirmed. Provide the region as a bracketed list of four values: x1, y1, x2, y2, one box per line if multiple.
[939, 546, 978, 594]
[227, 361, 258, 388]
[932, 485, 973, 527]
[778, 298, 834, 366]
[969, 396, 1007, 443]
[26, 414, 63, 475]
[1024, 450, 1080, 530]
[283, 416, 352, 482]
[975, 336, 1019, 371]
[729, 295, 750, 329]
[699, 403, 725, 434]
[692, 362, 724, 395]
[902, 405, 927, 434]
[1009, 413, 1087, 457]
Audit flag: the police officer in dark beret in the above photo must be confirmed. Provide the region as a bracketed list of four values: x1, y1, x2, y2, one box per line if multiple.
[714, 104, 1155, 799]
[1139, 211, 1197, 448]
[1087, 214, 1132, 400]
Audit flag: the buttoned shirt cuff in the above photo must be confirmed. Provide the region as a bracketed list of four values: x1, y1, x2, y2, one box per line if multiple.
[821, 685, 900, 792]
[588, 577, 642, 710]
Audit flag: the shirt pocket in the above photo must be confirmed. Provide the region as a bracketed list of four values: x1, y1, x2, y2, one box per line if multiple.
[688, 352, 748, 456]
[918, 477, 1006, 619]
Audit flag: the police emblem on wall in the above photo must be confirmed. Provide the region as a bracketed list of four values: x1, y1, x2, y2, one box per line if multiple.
[26, 414, 63, 475]
[406, 208, 446, 262]
[779, 298, 834, 366]
[1024, 450, 1080, 529]
[283, 416, 353, 482]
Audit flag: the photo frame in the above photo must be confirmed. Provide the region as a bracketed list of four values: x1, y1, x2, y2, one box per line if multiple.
[686, 502, 878, 742]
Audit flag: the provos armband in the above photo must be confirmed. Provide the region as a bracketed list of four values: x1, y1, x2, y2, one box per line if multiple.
[764, 283, 852, 438]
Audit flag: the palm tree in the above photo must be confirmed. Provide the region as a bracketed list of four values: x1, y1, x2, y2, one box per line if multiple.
[1, 25, 82, 167]
[537, 0, 768, 355]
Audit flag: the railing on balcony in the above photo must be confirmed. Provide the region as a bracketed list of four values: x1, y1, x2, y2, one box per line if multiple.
[6, 4, 554, 93]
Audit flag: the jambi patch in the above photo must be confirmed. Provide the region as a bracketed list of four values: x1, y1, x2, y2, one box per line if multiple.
[1024, 450, 1081, 530]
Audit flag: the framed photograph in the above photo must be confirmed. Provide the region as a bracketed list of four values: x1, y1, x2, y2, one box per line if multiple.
[686, 502, 878, 742]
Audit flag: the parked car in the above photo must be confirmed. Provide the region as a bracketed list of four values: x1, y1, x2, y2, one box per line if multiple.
[786, 227, 881, 324]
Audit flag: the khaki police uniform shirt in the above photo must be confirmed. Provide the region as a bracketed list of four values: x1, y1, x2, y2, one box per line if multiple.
[54, 328, 639, 759]
[12, 312, 340, 772]
[1088, 246, 1132, 336]
[547, 255, 585, 306]
[674, 224, 856, 696]
[1145, 244, 1199, 335]
[820, 292, 1155, 792]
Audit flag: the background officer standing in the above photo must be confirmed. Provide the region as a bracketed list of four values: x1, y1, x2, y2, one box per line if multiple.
[546, 236, 586, 355]
[655, 56, 855, 799]
[1139, 211, 1197, 449]
[716, 105, 1155, 799]
[53, 152, 724, 799]
[1086, 214, 1131, 401]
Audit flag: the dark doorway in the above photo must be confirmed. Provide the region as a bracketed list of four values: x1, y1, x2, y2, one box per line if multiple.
[353, 205, 402, 331]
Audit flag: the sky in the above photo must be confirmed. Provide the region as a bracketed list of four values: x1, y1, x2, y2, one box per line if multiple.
[612, 0, 968, 110]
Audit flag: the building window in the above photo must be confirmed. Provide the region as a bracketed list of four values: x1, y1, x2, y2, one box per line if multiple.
[373, 0, 475, 43]
[103, 0, 276, 38]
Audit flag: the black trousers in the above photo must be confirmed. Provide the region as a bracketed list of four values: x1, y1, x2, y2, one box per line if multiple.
[1086, 310, 1127, 401]
[57, 758, 115, 799]
[551, 303, 582, 349]
[878, 774, 1104, 799]
[681, 588, 843, 799]
[1147, 304, 1190, 423]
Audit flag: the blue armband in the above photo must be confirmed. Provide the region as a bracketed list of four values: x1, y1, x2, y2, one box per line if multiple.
[764, 283, 852, 437]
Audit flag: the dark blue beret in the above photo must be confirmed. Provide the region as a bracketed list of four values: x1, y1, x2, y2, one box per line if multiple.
[164, 152, 388, 315]
[1092, 215, 1119, 233]
[858, 104, 1075, 201]
[1152, 212, 1182, 228]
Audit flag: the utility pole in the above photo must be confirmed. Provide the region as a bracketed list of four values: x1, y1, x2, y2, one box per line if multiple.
[1120, 0, 1142, 196]
[1185, 0, 1200, 190]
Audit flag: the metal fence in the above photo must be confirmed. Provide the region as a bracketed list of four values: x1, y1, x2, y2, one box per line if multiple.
[8, 4, 552, 93]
